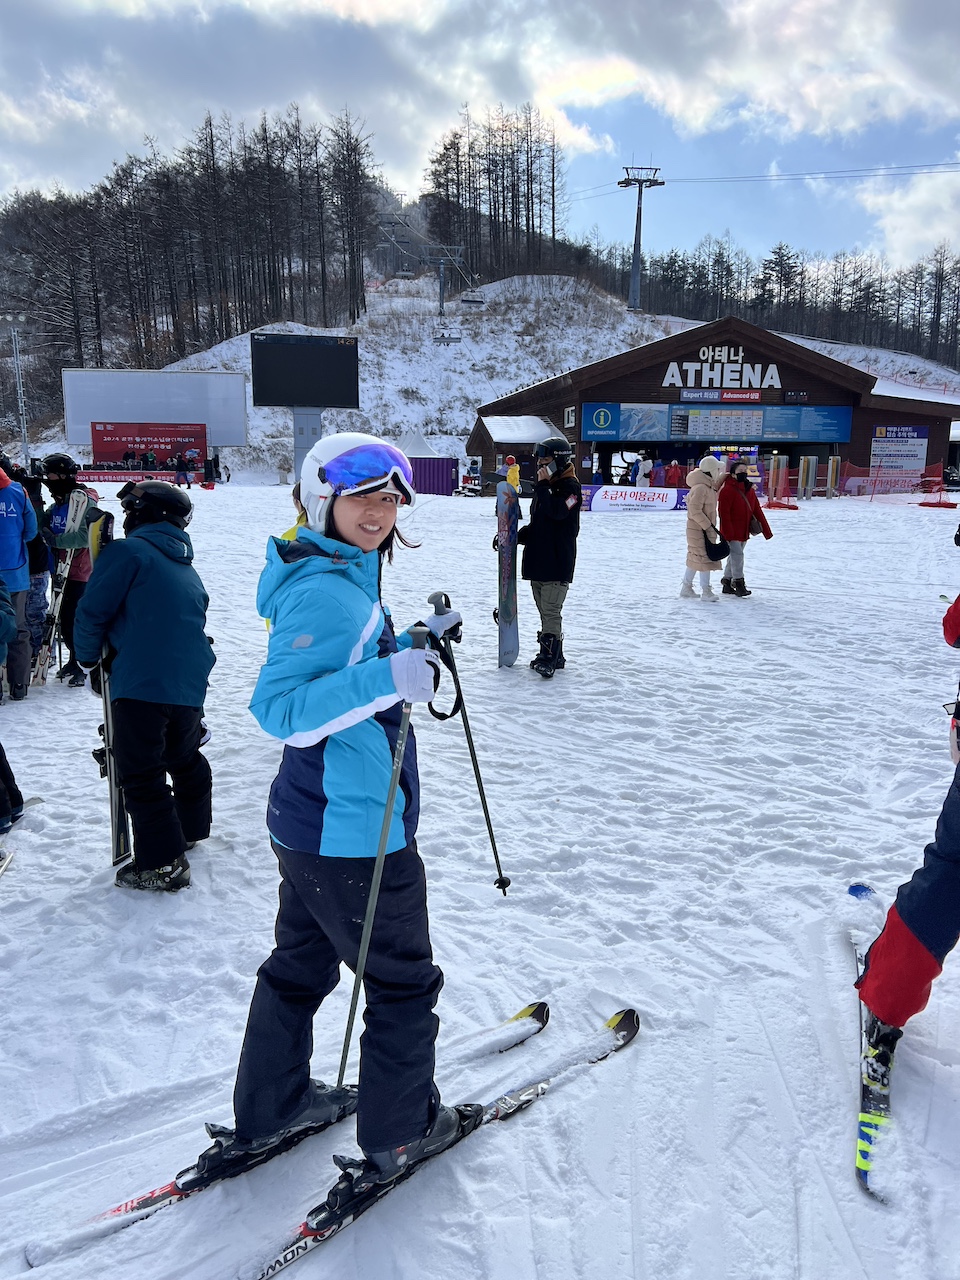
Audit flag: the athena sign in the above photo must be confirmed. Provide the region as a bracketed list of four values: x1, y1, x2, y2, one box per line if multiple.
[662, 345, 782, 391]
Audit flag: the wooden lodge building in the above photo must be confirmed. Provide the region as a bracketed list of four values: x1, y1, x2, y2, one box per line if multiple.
[467, 316, 960, 485]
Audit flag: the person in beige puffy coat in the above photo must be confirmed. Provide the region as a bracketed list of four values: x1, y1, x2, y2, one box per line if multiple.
[680, 455, 726, 602]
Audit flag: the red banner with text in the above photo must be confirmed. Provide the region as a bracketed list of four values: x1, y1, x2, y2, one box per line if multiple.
[91, 422, 207, 465]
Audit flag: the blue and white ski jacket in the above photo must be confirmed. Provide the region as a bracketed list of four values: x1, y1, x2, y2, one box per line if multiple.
[250, 528, 418, 859]
[0, 479, 37, 593]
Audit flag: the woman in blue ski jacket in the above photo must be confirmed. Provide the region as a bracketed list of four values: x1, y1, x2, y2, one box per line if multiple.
[220, 433, 465, 1193]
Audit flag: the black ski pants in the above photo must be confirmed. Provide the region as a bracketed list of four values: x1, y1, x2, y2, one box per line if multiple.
[59, 579, 86, 662]
[233, 842, 443, 1154]
[111, 699, 212, 871]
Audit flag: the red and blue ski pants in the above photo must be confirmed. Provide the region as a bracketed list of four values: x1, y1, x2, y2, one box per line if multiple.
[858, 763, 960, 1026]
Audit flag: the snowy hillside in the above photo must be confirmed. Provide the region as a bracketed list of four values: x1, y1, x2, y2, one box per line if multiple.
[161, 276, 960, 475]
[1, 485, 960, 1280]
[164, 277, 680, 471]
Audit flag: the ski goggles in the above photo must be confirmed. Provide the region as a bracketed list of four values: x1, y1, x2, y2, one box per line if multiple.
[318, 443, 416, 507]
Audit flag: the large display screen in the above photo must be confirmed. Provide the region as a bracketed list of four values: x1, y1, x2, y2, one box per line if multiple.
[582, 402, 852, 443]
[251, 334, 359, 408]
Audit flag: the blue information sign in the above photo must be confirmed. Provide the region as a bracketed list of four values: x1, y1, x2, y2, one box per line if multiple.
[581, 402, 852, 443]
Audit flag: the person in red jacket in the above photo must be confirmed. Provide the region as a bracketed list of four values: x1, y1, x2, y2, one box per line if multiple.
[717, 461, 773, 597]
[855, 593, 960, 1069]
[664, 460, 684, 488]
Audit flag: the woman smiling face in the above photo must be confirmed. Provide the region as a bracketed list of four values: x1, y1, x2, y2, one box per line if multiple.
[331, 489, 399, 553]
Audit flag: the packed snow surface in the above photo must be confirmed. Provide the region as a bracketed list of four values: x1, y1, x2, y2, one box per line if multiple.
[2, 483, 960, 1280]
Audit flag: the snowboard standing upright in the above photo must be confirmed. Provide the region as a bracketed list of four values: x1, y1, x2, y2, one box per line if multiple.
[88, 510, 132, 867]
[496, 481, 519, 667]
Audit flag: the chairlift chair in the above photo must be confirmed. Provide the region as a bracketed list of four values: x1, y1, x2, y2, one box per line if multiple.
[432, 321, 463, 345]
[460, 289, 485, 307]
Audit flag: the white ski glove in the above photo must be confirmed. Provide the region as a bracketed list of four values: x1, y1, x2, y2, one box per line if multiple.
[389, 648, 441, 704]
[423, 609, 462, 640]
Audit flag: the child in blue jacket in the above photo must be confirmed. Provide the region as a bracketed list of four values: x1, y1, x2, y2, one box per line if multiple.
[205, 434, 465, 1194]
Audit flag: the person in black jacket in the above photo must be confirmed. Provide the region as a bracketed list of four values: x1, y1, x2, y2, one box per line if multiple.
[516, 435, 582, 678]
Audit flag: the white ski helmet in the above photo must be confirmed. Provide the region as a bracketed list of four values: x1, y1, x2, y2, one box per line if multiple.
[299, 432, 416, 533]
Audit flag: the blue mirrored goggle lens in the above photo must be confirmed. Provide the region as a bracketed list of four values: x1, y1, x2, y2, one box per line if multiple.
[321, 444, 414, 497]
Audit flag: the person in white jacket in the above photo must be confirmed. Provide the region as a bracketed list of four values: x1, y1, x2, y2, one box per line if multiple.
[680, 455, 726, 601]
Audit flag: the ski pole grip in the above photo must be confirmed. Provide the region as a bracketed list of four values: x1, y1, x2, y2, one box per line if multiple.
[410, 625, 429, 650]
[427, 591, 452, 614]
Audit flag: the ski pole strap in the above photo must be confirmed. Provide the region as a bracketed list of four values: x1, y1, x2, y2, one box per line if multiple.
[427, 638, 464, 721]
[425, 590, 464, 721]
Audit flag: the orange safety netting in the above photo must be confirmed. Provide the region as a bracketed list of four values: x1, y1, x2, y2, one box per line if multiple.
[839, 462, 945, 500]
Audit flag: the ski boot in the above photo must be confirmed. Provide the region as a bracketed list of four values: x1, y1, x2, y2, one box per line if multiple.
[529, 631, 545, 669]
[732, 578, 752, 597]
[56, 659, 82, 683]
[9, 683, 27, 700]
[721, 577, 736, 595]
[307, 1104, 483, 1236]
[177, 1081, 359, 1191]
[68, 669, 86, 687]
[532, 634, 561, 678]
[115, 855, 191, 892]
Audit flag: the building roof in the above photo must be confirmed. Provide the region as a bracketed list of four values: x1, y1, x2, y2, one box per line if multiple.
[478, 416, 555, 445]
[476, 315, 960, 422]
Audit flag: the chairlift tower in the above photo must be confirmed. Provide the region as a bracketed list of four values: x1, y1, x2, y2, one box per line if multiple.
[421, 245, 466, 343]
[618, 167, 664, 312]
[0, 310, 30, 463]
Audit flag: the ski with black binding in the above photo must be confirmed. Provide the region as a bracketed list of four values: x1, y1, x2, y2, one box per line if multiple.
[22, 1001, 550, 1268]
[848, 882, 893, 1199]
[252, 1009, 639, 1280]
[85, 510, 133, 867]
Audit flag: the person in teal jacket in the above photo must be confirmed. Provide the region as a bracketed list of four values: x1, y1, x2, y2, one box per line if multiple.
[73, 481, 215, 891]
[203, 433, 465, 1199]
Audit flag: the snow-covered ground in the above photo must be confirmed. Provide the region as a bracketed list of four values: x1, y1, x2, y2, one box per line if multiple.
[2, 483, 960, 1280]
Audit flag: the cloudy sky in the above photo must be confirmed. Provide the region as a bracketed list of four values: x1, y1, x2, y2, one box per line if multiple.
[2, 0, 959, 265]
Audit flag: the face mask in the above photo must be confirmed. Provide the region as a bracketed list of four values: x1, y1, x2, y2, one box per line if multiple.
[735, 473, 748, 482]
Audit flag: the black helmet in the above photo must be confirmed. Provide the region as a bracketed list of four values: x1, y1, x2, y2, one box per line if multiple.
[118, 480, 193, 529]
[41, 452, 79, 476]
[535, 435, 574, 466]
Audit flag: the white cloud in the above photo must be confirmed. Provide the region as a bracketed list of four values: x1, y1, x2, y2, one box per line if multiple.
[5, 0, 960, 263]
[50, 0, 449, 30]
[856, 161, 960, 264]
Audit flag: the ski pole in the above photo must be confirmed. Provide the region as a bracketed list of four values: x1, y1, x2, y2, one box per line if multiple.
[336, 626, 430, 1090]
[427, 591, 510, 896]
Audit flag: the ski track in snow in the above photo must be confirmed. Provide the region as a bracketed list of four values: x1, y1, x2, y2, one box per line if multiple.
[1, 484, 959, 1280]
